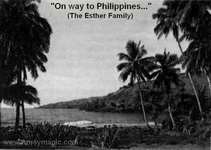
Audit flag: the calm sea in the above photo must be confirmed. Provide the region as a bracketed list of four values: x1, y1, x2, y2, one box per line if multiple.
[1, 108, 143, 127]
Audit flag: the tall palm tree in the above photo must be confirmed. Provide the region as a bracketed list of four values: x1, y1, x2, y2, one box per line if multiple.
[117, 40, 154, 126]
[151, 50, 180, 129]
[153, 1, 204, 118]
[182, 11, 211, 96]
[0, 0, 52, 129]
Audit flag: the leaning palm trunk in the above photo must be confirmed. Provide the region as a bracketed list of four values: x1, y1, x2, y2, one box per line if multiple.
[177, 39, 203, 118]
[176, 39, 184, 54]
[22, 100, 25, 128]
[204, 70, 211, 97]
[137, 77, 149, 127]
[206, 75, 211, 96]
[168, 103, 176, 129]
[187, 73, 203, 117]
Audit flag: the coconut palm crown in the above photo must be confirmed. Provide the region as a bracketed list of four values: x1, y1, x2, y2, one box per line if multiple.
[117, 40, 154, 86]
[152, 50, 180, 93]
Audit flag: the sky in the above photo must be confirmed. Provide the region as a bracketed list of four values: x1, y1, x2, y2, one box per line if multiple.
[2, 0, 188, 107]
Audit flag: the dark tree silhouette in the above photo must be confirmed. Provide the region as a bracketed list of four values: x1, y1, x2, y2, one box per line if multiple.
[0, 0, 52, 129]
[152, 0, 211, 118]
[117, 40, 155, 126]
[182, 12, 211, 97]
[3, 83, 40, 107]
[151, 50, 180, 129]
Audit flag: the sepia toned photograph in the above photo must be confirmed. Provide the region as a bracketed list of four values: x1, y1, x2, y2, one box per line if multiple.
[0, 0, 210, 149]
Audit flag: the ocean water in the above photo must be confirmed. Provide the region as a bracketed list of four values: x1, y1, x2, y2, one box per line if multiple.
[1, 108, 143, 127]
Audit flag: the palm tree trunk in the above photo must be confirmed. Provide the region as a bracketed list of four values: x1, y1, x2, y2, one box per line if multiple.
[187, 73, 203, 116]
[4, 41, 11, 65]
[176, 39, 184, 54]
[15, 102, 20, 130]
[177, 40, 203, 118]
[204, 71, 211, 97]
[15, 68, 22, 130]
[168, 103, 176, 129]
[206, 75, 211, 96]
[130, 73, 134, 86]
[137, 77, 149, 127]
[22, 100, 25, 128]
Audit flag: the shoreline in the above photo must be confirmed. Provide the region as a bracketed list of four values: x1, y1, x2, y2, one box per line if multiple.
[0, 108, 146, 127]
[1, 122, 157, 128]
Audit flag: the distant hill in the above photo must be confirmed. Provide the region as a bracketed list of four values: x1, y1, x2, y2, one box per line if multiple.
[39, 74, 210, 112]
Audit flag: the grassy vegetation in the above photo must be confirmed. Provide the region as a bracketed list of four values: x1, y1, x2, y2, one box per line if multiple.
[0, 122, 210, 149]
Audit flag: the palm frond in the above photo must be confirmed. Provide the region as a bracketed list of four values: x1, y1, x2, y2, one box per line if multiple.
[23, 93, 40, 105]
[2, 83, 39, 106]
[125, 40, 139, 59]
[119, 66, 132, 82]
[117, 62, 130, 72]
[117, 53, 132, 61]
[150, 70, 161, 80]
[153, 50, 180, 92]
[137, 47, 147, 59]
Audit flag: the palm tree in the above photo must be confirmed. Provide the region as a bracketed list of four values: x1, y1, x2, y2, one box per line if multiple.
[3, 83, 40, 122]
[182, 11, 211, 96]
[176, 0, 211, 40]
[153, 1, 204, 118]
[0, 0, 52, 129]
[183, 40, 211, 95]
[154, 0, 211, 41]
[117, 41, 136, 86]
[117, 40, 154, 126]
[151, 50, 180, 129]
[175, 0, 211, 97]
[152, 1, 183, 53]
